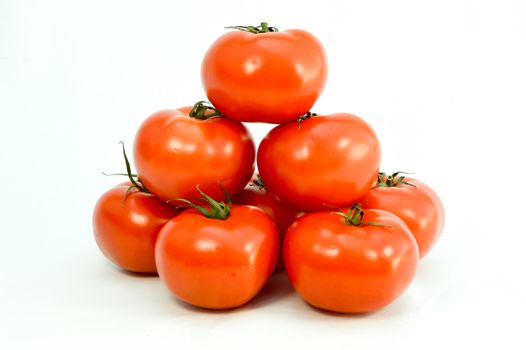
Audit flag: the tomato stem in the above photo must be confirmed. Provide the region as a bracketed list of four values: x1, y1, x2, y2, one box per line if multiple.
[118, 141, 151, 194]
[373, 171, 416, 188]
[333, 203, 389, 227]
[225, 22, 278, 33]
[102, 172, 138, 178]
[102, 142, 150, 202]
[189, 101, 223, 120]
[296, 112, 317, 128]
[174, 185, 232, 220]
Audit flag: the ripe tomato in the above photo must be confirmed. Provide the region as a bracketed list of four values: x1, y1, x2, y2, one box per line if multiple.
[156, 188, 279, 309]
[133, 102, 255, 202]
[284, 205, 419, 313]
[360, 172, 445, 258]
[257, 113, 381, 212]
[93, 183, 177, 273]
[233, 174, 299, 272]
[202, 22, 328, 124]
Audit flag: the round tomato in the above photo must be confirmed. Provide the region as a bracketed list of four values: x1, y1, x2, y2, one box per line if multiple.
[93, 183, 177, 273]
[257, 113, 381, 212]
[284, 205, 419, 313]
[233, 173, 300, 272]
[201, 22, 328, 124]
[133, 102, 255, 202]
[156, 188, 279, 309]
[360, 172, 445, 258]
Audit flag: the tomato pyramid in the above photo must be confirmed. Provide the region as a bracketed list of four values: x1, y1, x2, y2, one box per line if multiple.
[93, 22, 444, 314]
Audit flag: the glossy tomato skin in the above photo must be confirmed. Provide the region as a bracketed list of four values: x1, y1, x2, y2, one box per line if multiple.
[202, 29, 328, 123]
[233, 178, 299, 272]
[93, 183, 177, 273]
[284, 209, 418, 313]
[155, 205, 279, 310]
[360, 179, 445, 258]
[133, 107, 255, 202]
[257, 114, 381, 212]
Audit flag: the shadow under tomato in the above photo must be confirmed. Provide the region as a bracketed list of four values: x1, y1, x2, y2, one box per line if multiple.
[302, 301, 373, 319]
[244, 271, 295, 310]
[171, 296, 239, 314]
[299, 291, 417, 319]
[110, 263, 159, 278]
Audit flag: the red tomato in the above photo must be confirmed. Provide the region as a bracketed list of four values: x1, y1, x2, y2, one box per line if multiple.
[233, 174, 300, 272]
[284, 205, 419, 313]
[257, 113, 381, 212]
[202, 22, 328, 124]
[133, 103, 255, 202]
[156, 194, 279, 309]
[360, 172, 445, 258]
[93, 183, 177, 273]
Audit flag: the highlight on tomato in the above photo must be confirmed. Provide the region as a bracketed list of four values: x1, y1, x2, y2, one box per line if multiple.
[133, 101, 255, 202]
[202, 22, 328, 124]
[360, 172, 445, 258]
[283, 203, 419, 313]
[93, 143, 177, 273]
[155, 186, 279, 310]
[233, 173, 300, 272]
[257, 112, 381, 212]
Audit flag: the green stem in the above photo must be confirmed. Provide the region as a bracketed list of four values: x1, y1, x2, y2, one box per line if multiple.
[333, 203, 389, 227]
[119, 141, 150, 193]
[225, 22, 278, 33]
[101, 172, 138, 177]
[297, 112, 317, 129]
[174, 185, 232, 220]
[373, 171, 416, 188]
[188, 101, 222, 120]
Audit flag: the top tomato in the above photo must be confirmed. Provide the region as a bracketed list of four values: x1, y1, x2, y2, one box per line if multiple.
[201, 22, 328, 124]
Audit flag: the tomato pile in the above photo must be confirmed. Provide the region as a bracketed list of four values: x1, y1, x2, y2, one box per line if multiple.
[93, 22, 445, 314]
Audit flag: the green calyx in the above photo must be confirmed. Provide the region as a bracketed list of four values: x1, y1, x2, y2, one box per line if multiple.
[102, 142, 150, 201]
[225, 22, 278, 34]
[374, 171, 416, 188]
[188, 101, 223, 120]
[333, 203, 388, 227]
[175, 185, 232, 220]
[297, 111, 317, 128]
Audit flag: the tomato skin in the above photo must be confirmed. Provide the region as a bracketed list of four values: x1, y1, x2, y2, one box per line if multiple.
[360, 179, 445, 258]
[202, 29, 328, 123]
[233, 177, 299, 272]
[257, 114, 381, 212]
[92, 183, 177, 273]
[133, 107, 255, 202]
[155, 205, 279, 309]
[284, 209, 418, 313]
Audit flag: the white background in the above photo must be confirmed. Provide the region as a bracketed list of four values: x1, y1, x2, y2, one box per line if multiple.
[1, 0, 525, 348]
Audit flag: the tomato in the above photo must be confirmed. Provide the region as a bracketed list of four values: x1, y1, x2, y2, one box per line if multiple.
[93, 183, 177, 273]
[201, 22, 328, 124]
[360, 172, 445, 258]
[257, 113, 381, 212]
[133, 102, 255, 202]
[284, 205, 419, 313]
[156, 188, 279, 309]
[233, 174, 300, 272]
